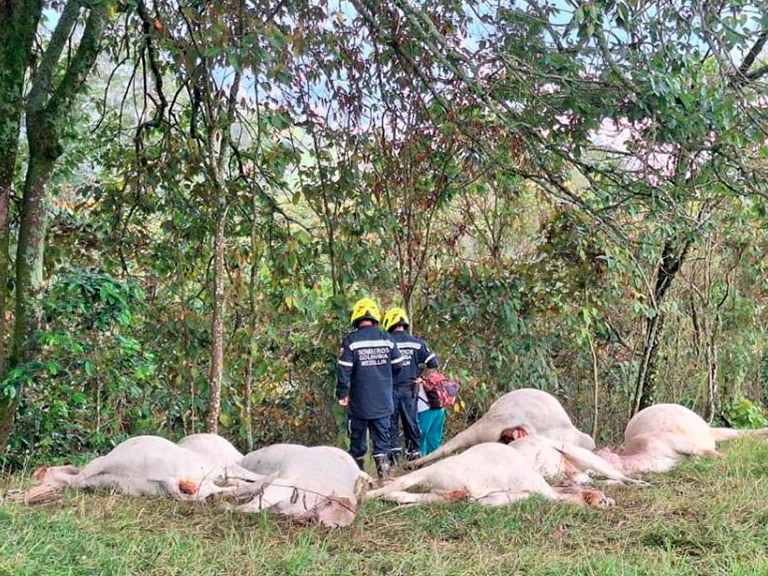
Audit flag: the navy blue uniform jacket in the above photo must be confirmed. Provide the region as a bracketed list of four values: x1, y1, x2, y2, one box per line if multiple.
[388, 330, 439, 388]
[337, 325, 404, 419]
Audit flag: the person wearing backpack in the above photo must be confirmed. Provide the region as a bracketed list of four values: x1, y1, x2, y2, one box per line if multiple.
[382, 307, 439, 466]
[417, 376, 446, 456]
[337, 298, 405, 480]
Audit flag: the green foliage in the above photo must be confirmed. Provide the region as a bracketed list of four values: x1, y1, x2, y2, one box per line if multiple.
[43, 269, 142, 330]
[421, 264, 557, 422]
[721, 397, 768, 430]
[3, 0, 768, 462]
[6, 269, 154, 460]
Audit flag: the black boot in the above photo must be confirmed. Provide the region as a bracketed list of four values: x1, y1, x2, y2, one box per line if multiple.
[406, 450, 422, 461]
[388, 449, 402, 468]
[374, 455, 391, 480]
[354, 457, 366, 471]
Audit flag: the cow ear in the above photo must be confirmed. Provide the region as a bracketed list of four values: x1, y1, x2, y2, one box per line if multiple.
[353, 475, 367, 499]
[33, 467, 50, 483]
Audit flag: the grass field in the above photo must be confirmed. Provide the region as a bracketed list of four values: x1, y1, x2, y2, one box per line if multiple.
[2, 438, 768, 576]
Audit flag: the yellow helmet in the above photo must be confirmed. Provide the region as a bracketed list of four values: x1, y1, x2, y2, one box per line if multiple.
[383, 307, 410, 332]
[350, 298, 381, 326]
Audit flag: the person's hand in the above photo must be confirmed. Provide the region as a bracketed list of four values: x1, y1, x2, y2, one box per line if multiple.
[338, 397, 348, 407]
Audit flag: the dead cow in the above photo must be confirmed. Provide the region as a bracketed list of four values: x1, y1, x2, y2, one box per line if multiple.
[410, 388, 595, 469]
[368, 443, 615, 507]
[32, 435, 262, 500]
[235, 444, 371, 528]
[177, 433, 244, 468]
[597, 404, 768, 475]
[509, 435, 645, 485]
[238, 443, 308, 475]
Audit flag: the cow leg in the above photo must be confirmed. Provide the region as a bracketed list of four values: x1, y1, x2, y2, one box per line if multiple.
[367, 469, 428, 499]
[195, 481, 242, 500]
[711, 427, 768, 442]
[476, 490, 531, 507]
[552, 485, 615, 507]
[73, 473, 160, 496]
[222, 464, 267, 484]
[378, 490, 447, 504]
[234, 483, 298, 513]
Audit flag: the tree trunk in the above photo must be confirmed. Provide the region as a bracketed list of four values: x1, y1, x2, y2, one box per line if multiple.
[206, 196, 226, 433]
[242, 195, 259, 451]
[588, 332, 600, 440]
[705, 332, 718, 422]
[0, 0, 43, 451]
[0, 149, 57, 448]
[0, 180, 12, 376]
[633, 238, 691, 414]
[11, 151, 55, 359]
[0, 0, 106, 450]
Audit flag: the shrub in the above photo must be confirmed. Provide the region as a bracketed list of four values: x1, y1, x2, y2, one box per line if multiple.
[721, 396, 768, 429]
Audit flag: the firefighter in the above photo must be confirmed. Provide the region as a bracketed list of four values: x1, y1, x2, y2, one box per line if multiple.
[337, 298, 404, 479]
[382, 307, 439, 466]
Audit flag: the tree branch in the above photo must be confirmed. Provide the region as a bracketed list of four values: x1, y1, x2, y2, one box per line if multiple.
[738, 30, 768, 78]
[46, 2, 108, 118]
[27, 0, 81, 114]
[134, 0, 168, 139]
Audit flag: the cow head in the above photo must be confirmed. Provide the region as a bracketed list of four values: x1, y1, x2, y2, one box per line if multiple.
[32, 465, 80, 487]
[33, 467, 50, 483]
[295, 495, 357, 528]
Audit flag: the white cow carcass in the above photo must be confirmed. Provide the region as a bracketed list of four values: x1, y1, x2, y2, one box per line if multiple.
[235, 444, 371, 528]
[33, 435, 263, 500]
[177, 433, 244, 468]
[597, 404, 768, 475]
[369, 443, 615, 507]
[410, 388, 595, 469]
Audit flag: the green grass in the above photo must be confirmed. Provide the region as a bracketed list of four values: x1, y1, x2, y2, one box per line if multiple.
[3, 438, 768, 576]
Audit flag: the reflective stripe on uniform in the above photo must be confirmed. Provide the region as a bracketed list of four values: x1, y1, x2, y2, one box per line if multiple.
[396, 342, 423, 350]
[424, 353, 436, 363]
[349, 339, 395, 351]
[338, 360, 353, 367]
[391, 356, 405, 364]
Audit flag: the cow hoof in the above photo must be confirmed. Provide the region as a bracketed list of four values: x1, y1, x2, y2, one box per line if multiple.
[442, 489, 470, 502]
[581, 490, 615, 508]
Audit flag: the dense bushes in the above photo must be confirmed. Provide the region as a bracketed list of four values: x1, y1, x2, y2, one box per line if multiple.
[6, 192, 766, 466]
